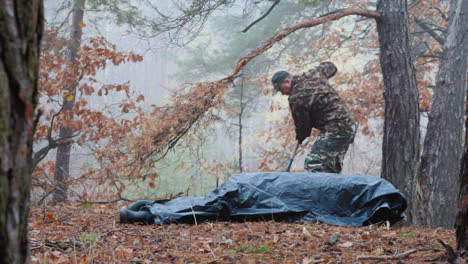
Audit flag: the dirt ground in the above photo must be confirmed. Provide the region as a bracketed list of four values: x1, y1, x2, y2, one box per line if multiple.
[29, 202, 456, 264]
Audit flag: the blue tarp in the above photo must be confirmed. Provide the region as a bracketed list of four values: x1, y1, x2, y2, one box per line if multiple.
[124, 172, 407, 226]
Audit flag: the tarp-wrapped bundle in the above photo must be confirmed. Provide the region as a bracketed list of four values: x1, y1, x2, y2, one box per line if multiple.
[120, 172, 407, 226]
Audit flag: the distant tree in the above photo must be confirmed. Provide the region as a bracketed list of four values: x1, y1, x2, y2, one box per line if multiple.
[39, 0, 165, 203]
[33, 32, 145, 203]
[0, 0, 44, 263]
[52, 0, 85, 203]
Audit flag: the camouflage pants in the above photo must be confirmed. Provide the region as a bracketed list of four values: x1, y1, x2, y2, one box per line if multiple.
[304, 130, 355, 173]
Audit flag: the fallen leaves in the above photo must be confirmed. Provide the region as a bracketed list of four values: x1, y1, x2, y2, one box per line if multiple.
[336, 241, 353, 248]
[29, 203, 456, 263]
[45, 212, 56, 221]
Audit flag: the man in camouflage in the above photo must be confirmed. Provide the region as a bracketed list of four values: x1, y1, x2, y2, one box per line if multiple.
[271, 62, 356, 173]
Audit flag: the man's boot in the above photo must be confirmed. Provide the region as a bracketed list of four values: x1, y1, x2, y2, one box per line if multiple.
[119, 208, 153, 224]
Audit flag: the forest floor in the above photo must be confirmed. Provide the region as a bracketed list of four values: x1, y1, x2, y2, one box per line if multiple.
[29, 202, 456, 264]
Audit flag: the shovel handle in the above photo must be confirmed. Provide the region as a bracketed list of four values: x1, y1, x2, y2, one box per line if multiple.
[285, 142, 301, 172]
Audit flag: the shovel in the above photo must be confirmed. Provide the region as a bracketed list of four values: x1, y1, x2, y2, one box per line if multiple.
[285, 141, 301, 172]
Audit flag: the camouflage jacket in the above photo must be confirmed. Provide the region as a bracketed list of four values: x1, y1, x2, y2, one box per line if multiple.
[288, 62, 356, 142]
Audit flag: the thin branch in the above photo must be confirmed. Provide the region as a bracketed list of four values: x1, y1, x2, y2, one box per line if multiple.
[32, 129, 82, 168]
[414, 17, 445, 45]
[32, 104, 65, 168]
[78, 197, 132, 205]
[418, 54, 442, 59]
[37, 184, 58, 205]
[438, 239, 457, 263]
[53, 8, 73, 34]
[33, 140, 59, 168]
[358, 249, 418, 260]
[36, 176, 83, 205]
[242, 0, 281, 33]
[433, 6, 448, 21]
[413, 29, 445, 34]
[318, 8, 347, 18]
[358, 248, 443, 260]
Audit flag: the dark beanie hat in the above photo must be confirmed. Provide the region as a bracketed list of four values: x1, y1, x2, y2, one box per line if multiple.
[271, 71, 290, 94]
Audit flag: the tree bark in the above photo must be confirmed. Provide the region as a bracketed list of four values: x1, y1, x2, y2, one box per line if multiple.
[376, 0, 420, 221]
[415, 0, 467, 228]
[0, 0, 44, 263]
[455, 0, 468, 252]
[53, 0, 85, 203]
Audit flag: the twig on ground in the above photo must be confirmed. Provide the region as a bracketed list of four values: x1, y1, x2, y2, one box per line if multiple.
[357, 247, 442, 260]
[78, 197, 133, 205]
[438, 239, 457, 263]
[30, 239, 85, 252]
[30, 246, 43, 250]
[358, 249, 417, 260]
[101, 228, 140, 236]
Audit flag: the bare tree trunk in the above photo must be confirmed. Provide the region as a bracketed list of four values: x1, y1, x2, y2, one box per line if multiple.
[53, 0, 85, 203]
[456, 0, 468, 252]
[376, 0, 420, 221]
[0, 1, 44, 263]
[415, 0, 467, 228]
[238, 78, 244, 173]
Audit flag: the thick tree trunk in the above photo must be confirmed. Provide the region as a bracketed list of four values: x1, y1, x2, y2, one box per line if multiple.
[376, 0, 420, 220]
[415, 0, 467, 228]
[0, 1, 44, 263]
[53, 0, 85, 203]
[455, 0, 468, 252]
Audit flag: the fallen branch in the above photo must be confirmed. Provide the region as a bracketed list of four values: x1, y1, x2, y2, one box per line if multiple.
[101, 227, 140, 236]
[438, 239, 458, 263]
[357, 247, 443, 261]
[78, 197, 132, 205]
[30, 239, 85, 252]
[358, 249, 418, 260]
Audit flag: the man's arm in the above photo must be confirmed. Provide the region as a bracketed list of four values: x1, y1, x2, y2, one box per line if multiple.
[290, 103, 312, 144]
